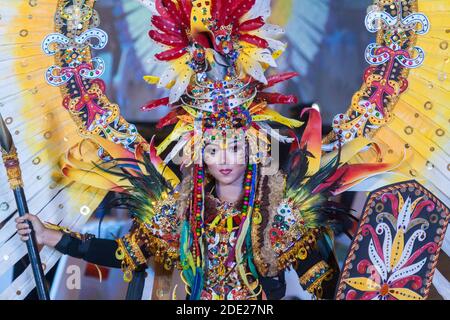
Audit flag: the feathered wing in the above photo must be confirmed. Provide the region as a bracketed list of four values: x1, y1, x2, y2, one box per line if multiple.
[323, 0, 449, 205]
[369, 0, 449, 204]
[0, 0, 175, 299]
[0, 0, 104, 300]
[320, 0, 450, 299]
[284, 151, 355, 236]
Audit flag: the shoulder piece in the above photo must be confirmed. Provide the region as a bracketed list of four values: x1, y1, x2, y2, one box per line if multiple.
[116, 216, 181, 283]
[251, 143, 356, 277]
[251, 170, 324, 277]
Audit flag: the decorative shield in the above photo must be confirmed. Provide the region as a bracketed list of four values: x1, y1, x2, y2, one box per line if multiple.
[336, 181, 449, 300]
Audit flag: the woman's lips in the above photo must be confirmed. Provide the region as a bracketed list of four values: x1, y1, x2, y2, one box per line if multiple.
[219, 169, 233, 176]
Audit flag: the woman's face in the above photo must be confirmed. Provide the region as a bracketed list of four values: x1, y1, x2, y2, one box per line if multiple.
[203, 138, 247, 186]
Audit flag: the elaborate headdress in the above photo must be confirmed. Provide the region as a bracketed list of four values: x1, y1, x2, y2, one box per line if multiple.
[140, 0, 301, 166]
[2, 0, 448, 301]
[138, 0, 303, 299]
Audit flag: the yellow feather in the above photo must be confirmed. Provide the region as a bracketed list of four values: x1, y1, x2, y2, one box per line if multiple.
[258, 109, 303, 128]
[156, 122, 194, 156]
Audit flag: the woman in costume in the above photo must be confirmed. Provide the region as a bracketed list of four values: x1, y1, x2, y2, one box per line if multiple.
[2, 0, 449, 300]
[16, 130, 348, 300]
[12, 0, 369, 300]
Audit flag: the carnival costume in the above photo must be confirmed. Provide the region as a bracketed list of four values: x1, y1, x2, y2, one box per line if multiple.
[0, 0, 449, 300]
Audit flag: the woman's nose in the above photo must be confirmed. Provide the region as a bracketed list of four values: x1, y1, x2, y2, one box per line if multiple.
[219, 149, 227, 164]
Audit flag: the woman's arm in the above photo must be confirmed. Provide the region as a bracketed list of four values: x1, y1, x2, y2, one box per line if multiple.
[15, 207, 181, 277]
[55, 233, 122, 268]
[294, 233, 340, 300]
[16, 214, 63, 247]
[16, 213, 122, 268]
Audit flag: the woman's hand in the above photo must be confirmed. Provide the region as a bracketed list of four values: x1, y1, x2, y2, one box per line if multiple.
[15, 214, 63, 247]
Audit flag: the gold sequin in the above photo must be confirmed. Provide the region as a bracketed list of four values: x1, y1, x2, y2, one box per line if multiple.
[440, 41, 449, 50]
[375, 203, 385, 213]
[404, 126, 414, 135]
[424, 101, 433, 110]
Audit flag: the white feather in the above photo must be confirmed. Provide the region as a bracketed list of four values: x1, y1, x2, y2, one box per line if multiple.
[239, 52, 267, 84]
[169, 70, 192, 104]
[243, 0, 272, 20]
[158, 65, 178, 88]
[252, 48, 277, 67]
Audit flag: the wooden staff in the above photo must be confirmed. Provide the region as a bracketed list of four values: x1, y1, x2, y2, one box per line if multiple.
[0, 114, 50, 300]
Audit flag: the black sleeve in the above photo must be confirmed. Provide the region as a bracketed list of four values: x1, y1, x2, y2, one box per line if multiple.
[294, 234, 340, 299]
[260, 273, 286, 300]
[55, 233, 121, 268]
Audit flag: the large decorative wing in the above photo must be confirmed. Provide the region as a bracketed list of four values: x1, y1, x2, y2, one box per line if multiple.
[323, 0, 449, 205]
[322, 0, 450, 299]
[0, 0, 176, 299]
[0, 0, 103, 299]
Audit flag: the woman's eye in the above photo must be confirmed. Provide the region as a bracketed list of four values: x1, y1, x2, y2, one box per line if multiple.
[231, 144, 240, 153]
